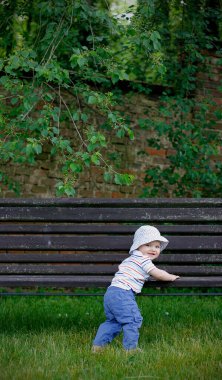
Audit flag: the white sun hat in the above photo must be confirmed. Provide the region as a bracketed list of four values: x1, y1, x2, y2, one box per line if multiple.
[129, 225, 169, 254]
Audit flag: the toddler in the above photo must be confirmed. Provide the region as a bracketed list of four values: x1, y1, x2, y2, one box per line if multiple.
[92, 225, 179, 352]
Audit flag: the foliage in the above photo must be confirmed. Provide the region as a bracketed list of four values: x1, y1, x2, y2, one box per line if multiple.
[137, 0, 222, 197]
[0, 0, 222, 197]
[140, 95, 222, 197]
[0, 0, 152, 196]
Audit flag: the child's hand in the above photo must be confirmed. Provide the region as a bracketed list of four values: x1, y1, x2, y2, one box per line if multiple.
[171, 275, 180, 281]
[150, 268, 180, 281]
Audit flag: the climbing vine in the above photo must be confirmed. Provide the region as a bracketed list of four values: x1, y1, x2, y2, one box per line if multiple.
[0, 0, 222, 197]
[137, 0, 222, 197]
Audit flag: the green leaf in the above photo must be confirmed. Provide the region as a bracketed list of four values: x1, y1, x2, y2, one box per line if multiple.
[127, 128, 134, 140]
[87, 143, 96, 152]
[91, 152, 101, 165]
[55, 181, 76, 197]
[64, 186, 76, 196]
[51, 108, 60, 122]
[52, 137, 58, 145]
[110, 73, 119, 84]
[50, 146, 57, 156]
[43, 93, 54, 101]
[72, 112, 79, 121]
[23, 99, 32, 111]
[81, 113, 88, 122]
[53, 127, 59, 135]
[70, 163, 82, 173]
[88, 96, 97, 104]
[90, 135, 98, 144]
[118, 71, 129, 81]
[116, 129, 125, 138]
[108, 113, 117, 123]
[33, 144, 42, 154]
[104, 172, 113, 183]
[67, 146, 73, 154]
[0, 59, 4, 71]
[77, 57, 87, 67]
[11, 97, 19, 105]
[81, 152, 91, 167]
[114, 173, 135, 186]
[25, 144, 34, 156]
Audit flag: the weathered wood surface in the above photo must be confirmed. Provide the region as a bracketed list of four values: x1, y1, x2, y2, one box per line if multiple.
[0, 264, 221, 276]
[0, 235, 221, 250]
[0, 198, 222, 206]
[1, 224, 222, 234]
[0, 253, 222, 263]
[0, 275, 221, 288]
[0, 207, 221, 221]
[0, 198, 221, 293]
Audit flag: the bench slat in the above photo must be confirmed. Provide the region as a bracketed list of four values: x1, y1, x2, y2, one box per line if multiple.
[0, 198, 222, 206]
[0, 275, 221, 287]
[0, 235, 221, 250]
[0, 253, 222, 263]
[1, 224, 222, 234]
[0, 264, 222, 275]
[0, 264, 118, 275]
[0, 207, 221, 222]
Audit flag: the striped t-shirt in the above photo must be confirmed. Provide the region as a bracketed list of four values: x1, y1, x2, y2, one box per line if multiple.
[110, 250, 156, 294]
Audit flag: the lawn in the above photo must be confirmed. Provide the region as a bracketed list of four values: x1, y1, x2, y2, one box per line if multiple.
[0, 293, 222, 380]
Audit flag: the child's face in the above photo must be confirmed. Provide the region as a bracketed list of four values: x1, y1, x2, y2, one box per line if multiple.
[138, 240, 161, 260]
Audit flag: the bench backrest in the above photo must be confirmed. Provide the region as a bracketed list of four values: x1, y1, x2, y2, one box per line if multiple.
[0, 198, 222, 290]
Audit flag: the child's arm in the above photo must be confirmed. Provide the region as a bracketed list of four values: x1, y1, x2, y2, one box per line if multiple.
[149, 267, 180, 281]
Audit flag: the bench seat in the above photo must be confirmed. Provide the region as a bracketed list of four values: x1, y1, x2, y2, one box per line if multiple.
[0, 198, 222, 295]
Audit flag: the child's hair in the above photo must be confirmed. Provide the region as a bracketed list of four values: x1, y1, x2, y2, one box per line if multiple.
[129, 225, 169, 254]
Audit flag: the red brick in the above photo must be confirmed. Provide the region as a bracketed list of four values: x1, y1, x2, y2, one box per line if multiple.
[145, 147, 166, 157]
[94, 191, 111, 197]
[213, 98, 222, 106]
[111, 192, 124, 198]
[166, 149, 176, 156]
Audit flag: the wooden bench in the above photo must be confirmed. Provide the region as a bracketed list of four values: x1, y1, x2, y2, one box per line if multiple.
[0, 198, 222, 296]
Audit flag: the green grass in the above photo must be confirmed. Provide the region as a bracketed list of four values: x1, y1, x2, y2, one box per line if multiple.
[0, 294, 222, 380]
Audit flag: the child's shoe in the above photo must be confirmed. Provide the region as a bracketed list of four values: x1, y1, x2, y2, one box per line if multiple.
[91, 345, 105, 353]
[125, 347, 143, 353]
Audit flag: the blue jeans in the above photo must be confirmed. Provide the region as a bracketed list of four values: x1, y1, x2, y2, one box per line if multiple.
[93, 286, 143, 350]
